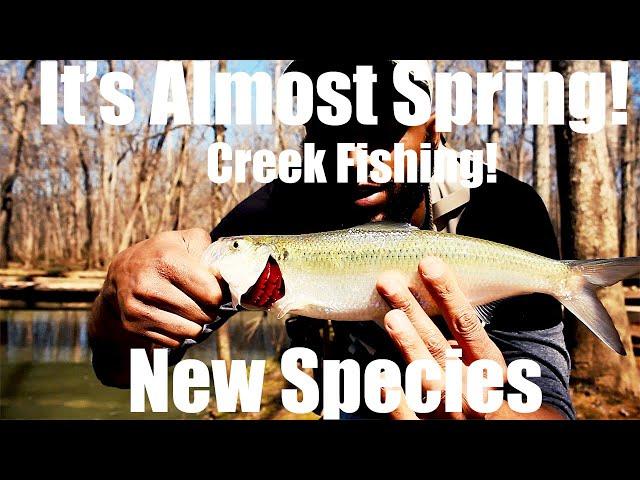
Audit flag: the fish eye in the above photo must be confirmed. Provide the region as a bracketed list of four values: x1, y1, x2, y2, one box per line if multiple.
[232, 241, 239, 249]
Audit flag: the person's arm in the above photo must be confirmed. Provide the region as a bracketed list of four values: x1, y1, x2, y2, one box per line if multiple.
[488, 402, 565, 419]
[89, 228, 224, 388]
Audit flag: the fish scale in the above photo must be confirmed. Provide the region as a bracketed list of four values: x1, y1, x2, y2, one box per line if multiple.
[203, 221, 640, 354]
[259, 226, 563, 321]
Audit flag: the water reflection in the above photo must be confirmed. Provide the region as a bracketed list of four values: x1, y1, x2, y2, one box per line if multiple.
[1, 310, 90, 363]
[0, 310, 287, 365]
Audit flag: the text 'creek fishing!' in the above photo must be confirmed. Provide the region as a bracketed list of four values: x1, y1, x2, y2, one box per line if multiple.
[207, 142, 497, 187]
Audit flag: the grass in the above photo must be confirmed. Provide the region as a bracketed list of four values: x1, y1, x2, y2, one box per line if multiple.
[1, 362, 201, 420]
[1, 358, 318, 420]
[205, 359, 319, 420]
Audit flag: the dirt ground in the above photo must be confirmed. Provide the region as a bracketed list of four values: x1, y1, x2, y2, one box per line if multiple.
[204, 359, 319, 420]
[571, 382, 640, 419]
[569, 353, 640, 419]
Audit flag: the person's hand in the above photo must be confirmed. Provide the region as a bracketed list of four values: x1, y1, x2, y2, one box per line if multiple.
[89, 228, 225, 387]
[377, 257, 564, 419]
[376, 256, 507, 419]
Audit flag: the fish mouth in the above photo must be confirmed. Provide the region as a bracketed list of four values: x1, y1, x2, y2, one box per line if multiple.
[241, 256, 285, 309]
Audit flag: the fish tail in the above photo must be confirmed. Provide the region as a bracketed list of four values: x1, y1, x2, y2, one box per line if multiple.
[556, 257, 640, 356]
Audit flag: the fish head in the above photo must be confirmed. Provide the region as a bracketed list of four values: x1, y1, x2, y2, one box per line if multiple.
[203, 236, 275, 308]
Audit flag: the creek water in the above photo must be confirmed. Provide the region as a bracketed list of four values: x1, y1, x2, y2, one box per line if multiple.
[0, 309, 286, 419]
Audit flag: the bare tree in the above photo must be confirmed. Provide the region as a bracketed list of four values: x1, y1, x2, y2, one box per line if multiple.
[621, 86, 638, 258]
[156, 62, 192, 233]
[486, 60, 503, 168]
[70, 125, 98, 268]
[533, 60, 552, 210]
[211, 60, 229, 229]
[601, 60, 622, 172]
[0, 60, 271, 269]
[0, 60, 36, 267]
[211, 59, 232, 371]
[118, 120, 173, 252]
[554, 59, 640, 397]
[273, 60, 286, 153]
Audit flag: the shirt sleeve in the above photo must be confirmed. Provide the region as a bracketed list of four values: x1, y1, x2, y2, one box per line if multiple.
[488, 324, 575, 419]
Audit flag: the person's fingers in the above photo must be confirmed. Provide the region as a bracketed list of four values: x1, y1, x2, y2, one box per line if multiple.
[145, 305, 205, 340]
[386, 388, 419, 420]
[160, 251, 225, 310]
[134, 281, 217, 325]
[357, 180, 383, 188]
[354, 189, 388, 208]
[143, 331, 183, 349]
[418, 257, 505, 368]
[383, 309, 437, 369]
[350, 148, 391, 210]
[378, 272, 426, 323]
[122, 298, 205, 341]
[384, 309, 454, 416]
[377, 272, 450, 367]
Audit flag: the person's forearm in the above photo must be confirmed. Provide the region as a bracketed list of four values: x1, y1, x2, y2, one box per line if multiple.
[89, 291, 141, 389]
[487, 402, 566, 420]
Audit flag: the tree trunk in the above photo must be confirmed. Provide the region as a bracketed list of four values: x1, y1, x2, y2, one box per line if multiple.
[100, 60, 119, 260]
[533, 60, 552, 210]
[71, 126, 98, 268]
[273, 60, 286, 152]
[516, 125, 527, 181]
[175, 142, 189, 231]
[173, 132, 189, 231]
[118, 121, 171, 252]
[118, 174, 151, 252]
[155, 129, 190, 235]
[216, 323, 232, 372]
[0, 60, 36, 267]
[554, 59, 640, 397]
[211, 60, 228, 228]
[211, 59, 232, 369]
[486, 60, 503, 169]
[620, 90, 637, 258]
[71, 161, 83, 262]
[601, 60, 622, 172]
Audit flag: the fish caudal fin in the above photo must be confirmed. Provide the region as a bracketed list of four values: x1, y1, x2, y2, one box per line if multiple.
[557, 284, 626, 355]
[566, 257, 640, 287]
[558, 257, 640, 356]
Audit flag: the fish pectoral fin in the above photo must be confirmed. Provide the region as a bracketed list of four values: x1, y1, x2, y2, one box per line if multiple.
[372, 315, 387, 330]
[230, 286, 246, 309]
[272, 297, 308, 320]
[473, 300, 506, 327]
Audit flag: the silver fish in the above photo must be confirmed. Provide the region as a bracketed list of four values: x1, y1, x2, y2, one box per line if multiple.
[202, 222, 640, 355]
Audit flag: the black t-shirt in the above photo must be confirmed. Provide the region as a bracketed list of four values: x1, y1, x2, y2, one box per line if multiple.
[209, 171, 576, 419]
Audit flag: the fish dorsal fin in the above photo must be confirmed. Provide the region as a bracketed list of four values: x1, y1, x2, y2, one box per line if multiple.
[350, 221, 419, 233]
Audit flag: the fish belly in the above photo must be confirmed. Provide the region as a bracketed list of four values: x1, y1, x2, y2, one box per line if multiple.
[280, 271, 404, 321]
[279, 263, 543, 323]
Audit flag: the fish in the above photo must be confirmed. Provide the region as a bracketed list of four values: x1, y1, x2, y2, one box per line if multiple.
[201, 221, 640, 355]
